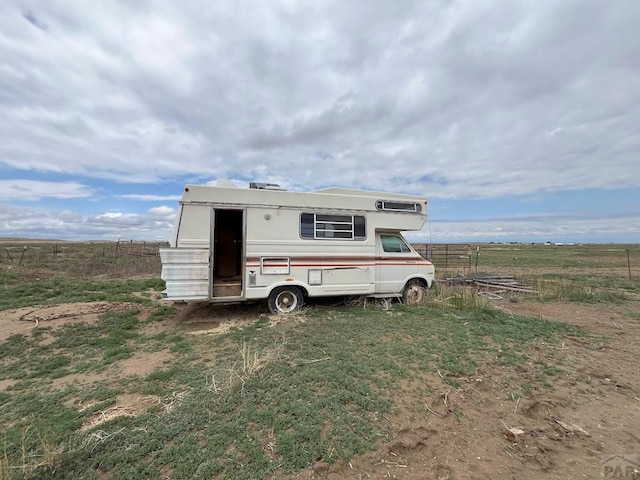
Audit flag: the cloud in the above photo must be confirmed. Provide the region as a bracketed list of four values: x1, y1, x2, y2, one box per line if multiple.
[0, 204, 173, 240]
[22, 9, 47, 31]
[120, 194, 181, 201]
[0, 180, 91, 201]
[1, 201, 636, 243]
[0, 0, 638, 199]
[419, 212, 640, 243]
[147, 205, 176, 217]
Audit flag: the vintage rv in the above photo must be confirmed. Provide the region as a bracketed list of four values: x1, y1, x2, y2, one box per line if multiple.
[160, 183, 435, 313]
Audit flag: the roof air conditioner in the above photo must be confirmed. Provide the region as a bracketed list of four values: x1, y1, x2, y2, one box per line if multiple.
[249, 182, 286, 191]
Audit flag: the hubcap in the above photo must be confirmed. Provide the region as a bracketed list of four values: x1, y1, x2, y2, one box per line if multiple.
[276, 291, 297, 313]
[406, 286, 425, 305]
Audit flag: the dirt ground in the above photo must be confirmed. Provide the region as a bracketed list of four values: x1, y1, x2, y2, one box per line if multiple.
[299, 298, 640, 480]
[1, 298, 639, 479]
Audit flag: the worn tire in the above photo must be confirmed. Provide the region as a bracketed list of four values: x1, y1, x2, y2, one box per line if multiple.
[402, 280, 427, 305]
[267, 286, 304, 314]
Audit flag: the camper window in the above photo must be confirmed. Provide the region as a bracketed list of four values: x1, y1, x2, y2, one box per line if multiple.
[381, 235, 411, 253]
[300, 213, 366, 240]
[376, 200, 422, 213]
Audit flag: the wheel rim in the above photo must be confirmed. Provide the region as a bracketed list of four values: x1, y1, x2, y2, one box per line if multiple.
[275, 290, 298, 313]
[405, 285, 425, 305]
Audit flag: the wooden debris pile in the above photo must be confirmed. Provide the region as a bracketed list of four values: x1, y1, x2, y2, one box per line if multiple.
[442, 275, 535, 296]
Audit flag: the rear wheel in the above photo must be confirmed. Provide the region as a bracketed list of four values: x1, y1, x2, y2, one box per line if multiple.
[402, 280, 427, 305]
[268, 286, 304, 314]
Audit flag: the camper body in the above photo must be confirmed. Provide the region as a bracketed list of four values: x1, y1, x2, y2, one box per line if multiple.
[160, 184, 435, 313]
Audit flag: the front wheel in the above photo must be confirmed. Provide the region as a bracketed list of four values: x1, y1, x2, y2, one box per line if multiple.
[267, 286, 304, 314]
[402, 280, 427, 306]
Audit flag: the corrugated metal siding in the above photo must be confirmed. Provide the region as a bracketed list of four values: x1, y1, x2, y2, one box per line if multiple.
[160, 248, 209, 300]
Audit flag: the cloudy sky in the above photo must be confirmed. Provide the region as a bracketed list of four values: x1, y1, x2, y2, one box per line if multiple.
[1, 0, 639, 243]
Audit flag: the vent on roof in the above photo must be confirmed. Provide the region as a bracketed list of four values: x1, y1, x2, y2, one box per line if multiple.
[249, 182, 286, 191]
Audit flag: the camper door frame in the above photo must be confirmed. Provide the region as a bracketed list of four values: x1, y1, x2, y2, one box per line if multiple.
[208, 206, 247, 302]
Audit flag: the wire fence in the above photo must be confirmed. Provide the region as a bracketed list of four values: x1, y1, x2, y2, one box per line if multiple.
[1, 241, 167, 279]
[2, 242, 167, 264]
[412, 243, 472, 271]
[2, 241, 636, 280]
[115, 239, 163, 257]
[412, 243, 637, 279]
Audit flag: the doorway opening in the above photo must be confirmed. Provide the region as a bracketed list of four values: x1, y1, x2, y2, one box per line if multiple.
[212, 209, 243, 297]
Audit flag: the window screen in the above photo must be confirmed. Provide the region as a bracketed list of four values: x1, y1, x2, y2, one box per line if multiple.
[300, 213, 366, 240]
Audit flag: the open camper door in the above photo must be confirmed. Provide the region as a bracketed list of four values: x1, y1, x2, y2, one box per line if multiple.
[210, 208, 245, 299]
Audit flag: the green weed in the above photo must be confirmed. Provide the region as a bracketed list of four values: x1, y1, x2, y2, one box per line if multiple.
[146, 305, 177, 322]
[0, 278, 165, 311]
[0, 296, 586, 479]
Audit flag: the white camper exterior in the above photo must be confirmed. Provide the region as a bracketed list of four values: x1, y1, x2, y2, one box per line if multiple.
[160, 184, 435, 313]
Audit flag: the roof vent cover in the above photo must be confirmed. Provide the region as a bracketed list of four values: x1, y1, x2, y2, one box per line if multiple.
[249, 182, 286, 191]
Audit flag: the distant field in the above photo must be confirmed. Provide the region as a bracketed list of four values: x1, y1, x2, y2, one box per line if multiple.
[469, 242, 639, 270]
[411, 242, 638, 288]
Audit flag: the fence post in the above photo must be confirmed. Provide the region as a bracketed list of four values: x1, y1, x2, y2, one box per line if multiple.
[628, 249, 632, 280]
[475, 246, 480, 274]
[18, 245, 27, 266]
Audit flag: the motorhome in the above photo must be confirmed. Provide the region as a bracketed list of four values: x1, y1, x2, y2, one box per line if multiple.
[160, 183, 435, 313]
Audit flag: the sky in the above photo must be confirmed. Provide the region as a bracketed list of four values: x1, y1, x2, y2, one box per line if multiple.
[1, 0, 639, 243]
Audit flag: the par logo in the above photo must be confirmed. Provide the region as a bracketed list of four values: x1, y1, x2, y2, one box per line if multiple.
[601, 454, 640, 479]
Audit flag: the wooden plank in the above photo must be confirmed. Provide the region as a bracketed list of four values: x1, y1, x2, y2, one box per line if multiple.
[474, 282, 535, 293]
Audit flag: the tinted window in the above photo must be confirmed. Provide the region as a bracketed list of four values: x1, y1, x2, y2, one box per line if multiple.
[354, 216, 366, 238]
[381, 235, 411, 253]
[300, 213, 314, 238]
[316, 214, 352, 223]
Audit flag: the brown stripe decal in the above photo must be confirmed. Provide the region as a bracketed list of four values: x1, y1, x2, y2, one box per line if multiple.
[247, 256, 431, 263]
[247, 256, 376, 262]
[246, 255, 432, 268]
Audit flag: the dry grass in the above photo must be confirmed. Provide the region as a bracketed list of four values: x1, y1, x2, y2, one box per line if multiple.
[0, 426, 62, 480]
[533, 278, 572, 299]
[531, 277, 629, 303]
[429, 284, 493, 310]
[239, 337, 284, 377]
[208, 336, 286, 394]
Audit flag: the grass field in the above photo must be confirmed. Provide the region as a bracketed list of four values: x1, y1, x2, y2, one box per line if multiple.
[0, 241, 638, 479]
[433, 242, 639, 304]
[473, 243, 638, 270]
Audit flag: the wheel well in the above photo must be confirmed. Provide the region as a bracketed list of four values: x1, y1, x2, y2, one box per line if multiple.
[406, 277, 428, 289]
[269, 284, 309, 298]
